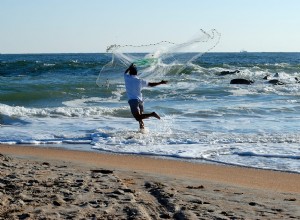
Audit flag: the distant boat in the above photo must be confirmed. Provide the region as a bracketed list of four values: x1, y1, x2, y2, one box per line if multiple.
[240, 50, 248, 53]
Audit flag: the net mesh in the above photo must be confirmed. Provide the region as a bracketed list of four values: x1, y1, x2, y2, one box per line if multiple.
[96, 29, 221, 87]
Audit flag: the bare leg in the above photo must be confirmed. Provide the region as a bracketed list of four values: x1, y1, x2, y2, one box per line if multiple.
[136, 112, 161, 120]
[138, 108, 145, 129]
[134, 112, 160, 129]
[139, 120, 145, 129]
[151, 112, 161, 119]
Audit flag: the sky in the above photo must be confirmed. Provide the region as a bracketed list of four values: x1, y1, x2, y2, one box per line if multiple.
[1, 0, 300, 53]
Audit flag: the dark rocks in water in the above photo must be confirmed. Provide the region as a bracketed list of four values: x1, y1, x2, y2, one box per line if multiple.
[263, 73, 280, 80]
[218, 70, 240, 76]
[264, 73, 279, 79]
[273, 72, 280, 77]
[263, 73, 284, 85]
[268, 79, 285, 85]
[230, 79, 254, 85]
[264, 75, 300, 85]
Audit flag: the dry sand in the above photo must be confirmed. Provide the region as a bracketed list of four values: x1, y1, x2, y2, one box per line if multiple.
[0, 144, 299, 219]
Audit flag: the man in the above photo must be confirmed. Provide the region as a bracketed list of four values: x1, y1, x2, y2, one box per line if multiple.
[124, 63, 167, 129]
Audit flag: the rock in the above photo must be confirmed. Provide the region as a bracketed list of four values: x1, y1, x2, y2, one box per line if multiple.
[230, 78, 254, 85]
[268, 79, 285, 85]
[217, 70, 240, 76]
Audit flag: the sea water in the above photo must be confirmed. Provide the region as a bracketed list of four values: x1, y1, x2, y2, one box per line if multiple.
[1, 53, 300, 173]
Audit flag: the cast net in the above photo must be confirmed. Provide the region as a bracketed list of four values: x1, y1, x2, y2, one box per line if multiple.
[96, 29, 221, 87]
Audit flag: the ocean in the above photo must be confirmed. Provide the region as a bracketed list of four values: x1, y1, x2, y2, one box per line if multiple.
[1, 52, 300, 173]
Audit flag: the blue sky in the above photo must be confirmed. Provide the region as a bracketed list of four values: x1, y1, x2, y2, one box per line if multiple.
[1, 0, 299, 53]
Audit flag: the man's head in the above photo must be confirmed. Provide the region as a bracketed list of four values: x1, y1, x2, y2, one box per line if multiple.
[125, 63, 137, 75]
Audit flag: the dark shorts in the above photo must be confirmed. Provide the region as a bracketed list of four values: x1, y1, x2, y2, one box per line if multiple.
[128, 99, 144, 120]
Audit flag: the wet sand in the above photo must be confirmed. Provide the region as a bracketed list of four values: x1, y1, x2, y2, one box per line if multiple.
[1, 144, 300, 219]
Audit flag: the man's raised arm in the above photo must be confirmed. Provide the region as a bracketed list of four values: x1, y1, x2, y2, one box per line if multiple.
[148, 80, 168, 87]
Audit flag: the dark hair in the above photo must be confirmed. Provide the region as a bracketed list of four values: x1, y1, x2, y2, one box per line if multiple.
[125, 63, 137, 75]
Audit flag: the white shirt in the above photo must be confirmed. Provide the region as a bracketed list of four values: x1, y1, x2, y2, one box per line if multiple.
[124, 74, 148, 101]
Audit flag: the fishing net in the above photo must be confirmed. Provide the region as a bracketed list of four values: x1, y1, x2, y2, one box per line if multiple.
[96, 29, 221, 88]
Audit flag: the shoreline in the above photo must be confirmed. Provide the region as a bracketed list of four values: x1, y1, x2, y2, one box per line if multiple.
[1, 144, 299, 193]
[1, 144, 300, 219]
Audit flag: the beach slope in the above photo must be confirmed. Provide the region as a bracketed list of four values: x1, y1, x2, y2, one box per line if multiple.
[1, 145, 299, 219]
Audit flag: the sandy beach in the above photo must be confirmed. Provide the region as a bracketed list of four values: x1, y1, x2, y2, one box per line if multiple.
[1, 144, 299, 219]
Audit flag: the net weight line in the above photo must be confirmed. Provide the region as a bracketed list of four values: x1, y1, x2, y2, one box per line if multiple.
[106, 41, 176, 53]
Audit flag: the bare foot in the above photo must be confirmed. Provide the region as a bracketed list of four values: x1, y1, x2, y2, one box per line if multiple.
[151, 112, 161, 120]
